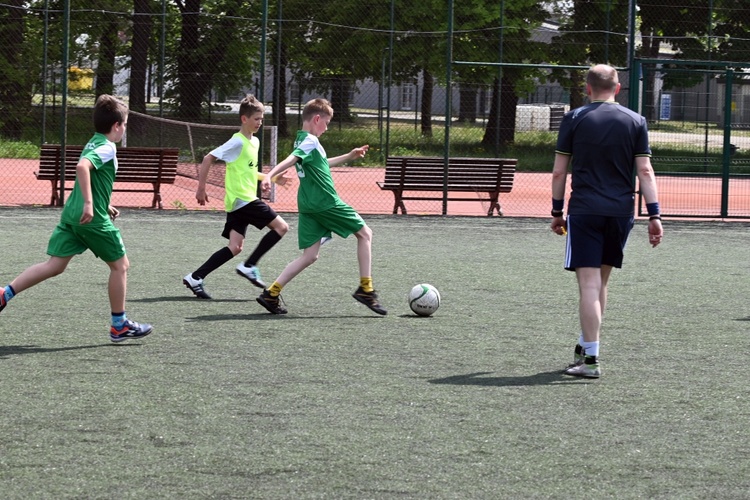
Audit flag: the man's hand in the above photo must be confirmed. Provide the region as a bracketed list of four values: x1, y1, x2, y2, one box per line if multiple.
[550, 216, 567, 236]
[648, 219, 663, 247]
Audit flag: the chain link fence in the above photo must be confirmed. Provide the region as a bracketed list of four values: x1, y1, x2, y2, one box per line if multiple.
[0, 1, 748, 217]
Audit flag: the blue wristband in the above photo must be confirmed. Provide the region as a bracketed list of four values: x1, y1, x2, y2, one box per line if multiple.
[646, 202, 660, 216]
[552, 198, 564, 211]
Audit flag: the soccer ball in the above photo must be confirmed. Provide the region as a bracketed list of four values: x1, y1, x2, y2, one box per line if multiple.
[408, 284, 441, 317]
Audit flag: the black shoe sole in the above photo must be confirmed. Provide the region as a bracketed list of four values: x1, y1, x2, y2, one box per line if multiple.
[183, 280, 212, 299]
[256, 296, 287, 314]
[352, 294, 388, 316]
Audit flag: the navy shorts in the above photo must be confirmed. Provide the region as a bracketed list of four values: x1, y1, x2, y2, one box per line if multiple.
[564, 214, 634, 271]
[222, 199, 278, 239]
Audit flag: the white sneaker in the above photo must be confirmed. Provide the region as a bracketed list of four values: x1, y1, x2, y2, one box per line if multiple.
[563, 361, 601, 379]
[320, 236, 333, 246]
[236, 263, 266, 289]
[183, 273, 212, 299]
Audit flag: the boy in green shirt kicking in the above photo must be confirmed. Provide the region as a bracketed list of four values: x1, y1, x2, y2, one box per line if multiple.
[0, 95, 152, 342]
[183, 95, 290, 299]
[256, 98, 387, 316]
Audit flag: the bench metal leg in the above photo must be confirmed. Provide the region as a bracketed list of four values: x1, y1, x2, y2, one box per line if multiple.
[152, 183, 163, 209]
[392, 191, 407, 214]
[49, 181, 59, 206]
[488, 194, 503, 216]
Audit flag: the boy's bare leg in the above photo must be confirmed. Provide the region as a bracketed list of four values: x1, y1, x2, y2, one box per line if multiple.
[275, 243, 321, 286]
[354, 225, 372, 278]
[10, 256, 73, 293]
[106, 255, 130, 313]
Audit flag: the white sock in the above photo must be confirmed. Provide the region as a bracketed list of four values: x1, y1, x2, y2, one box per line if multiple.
[581, 340, 599, 358]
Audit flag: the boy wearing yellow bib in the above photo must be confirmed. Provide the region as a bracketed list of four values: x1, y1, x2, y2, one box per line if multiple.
[183, 95, 289, 299]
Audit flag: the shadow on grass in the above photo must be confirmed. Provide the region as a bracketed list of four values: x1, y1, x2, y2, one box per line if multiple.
[736, 316, 750, 321]
[130, 296, 247, 303]
[428, 370, 590, 387]
[0, 343, 125, 358]
[187, 313, 384, 322]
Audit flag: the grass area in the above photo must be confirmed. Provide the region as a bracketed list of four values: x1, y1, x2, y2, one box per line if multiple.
[0, 208, 749, 497]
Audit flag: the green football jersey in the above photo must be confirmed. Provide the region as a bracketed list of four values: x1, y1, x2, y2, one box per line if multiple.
[292, 130, 341, 213]
[60, 133, 117, 227]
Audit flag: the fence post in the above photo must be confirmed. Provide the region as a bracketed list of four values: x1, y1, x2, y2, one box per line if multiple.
[721, 68, 733, 218]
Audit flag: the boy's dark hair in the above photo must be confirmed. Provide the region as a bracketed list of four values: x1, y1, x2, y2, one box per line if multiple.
[302, 98, 334, 122]
[93, 94, 128, 134]
[239, 94, 264, 118]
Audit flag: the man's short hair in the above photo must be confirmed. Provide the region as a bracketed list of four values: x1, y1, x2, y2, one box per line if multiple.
[586, 65, 619, 93]
[93, 94, 128, 134]
[302, 98, 334, 122]
[239, 94, 264, 118]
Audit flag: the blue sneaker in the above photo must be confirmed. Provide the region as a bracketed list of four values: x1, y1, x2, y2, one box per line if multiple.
[110, 320, 153, 343]
[236, 263, 266, 289]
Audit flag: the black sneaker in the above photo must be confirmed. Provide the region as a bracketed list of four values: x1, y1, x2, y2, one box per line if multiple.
[110, 320, 153, 343]
[183, 273, 212, 299]
[257, 290, 287, 314]
[352, 287, 387, 315]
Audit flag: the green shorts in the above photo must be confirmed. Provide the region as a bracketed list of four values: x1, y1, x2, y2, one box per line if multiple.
[298, 202, 365, 249]
[47, 222, 126, 262]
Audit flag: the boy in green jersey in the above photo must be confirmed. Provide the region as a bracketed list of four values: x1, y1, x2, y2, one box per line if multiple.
[182, 95, 290, 299]
[0, 95, 152, 342]
[256, 98, 387, 316]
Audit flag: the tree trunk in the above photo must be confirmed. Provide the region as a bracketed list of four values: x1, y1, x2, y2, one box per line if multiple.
[176, 0, 205, 120]
[128, 0, 152, 138]
[95, 16, 118, 97]
[0, 0, 28, 139]
[482, 76, 517, 152]
[129, 0, 151, 112]
[420, 68, 433, 137]
[569, 70, 586, 110]
[458, 83, 477, 123]
[275, 43, 289, 137]
[330, 76, 352, 122]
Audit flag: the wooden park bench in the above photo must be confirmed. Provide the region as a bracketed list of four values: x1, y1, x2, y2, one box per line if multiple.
[378, 156, 517, 216]
[36, 144, 179, 209]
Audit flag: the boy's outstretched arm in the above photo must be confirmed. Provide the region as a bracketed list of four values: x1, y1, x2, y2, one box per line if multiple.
[329, 144, 368, 167]
[261, 153, 299, 191]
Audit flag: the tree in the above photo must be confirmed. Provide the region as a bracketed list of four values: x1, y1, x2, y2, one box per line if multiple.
[0, 0, 39, 139]
[129, 0, 153, 115]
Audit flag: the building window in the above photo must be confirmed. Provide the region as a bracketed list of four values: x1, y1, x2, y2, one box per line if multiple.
[289, 81, 301, 102]
[401, 83, 415, 110]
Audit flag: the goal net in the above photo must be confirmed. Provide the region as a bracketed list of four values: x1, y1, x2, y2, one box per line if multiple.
[123, 110, 279, 199]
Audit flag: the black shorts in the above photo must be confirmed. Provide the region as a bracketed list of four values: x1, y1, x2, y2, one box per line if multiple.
[564, 214, 634, 271]
[222, 199, 278, 239]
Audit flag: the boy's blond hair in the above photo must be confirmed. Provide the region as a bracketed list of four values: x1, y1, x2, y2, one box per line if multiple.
[302, 98, 334, 122]
[239, 94, 265, 118]
[93, 94, 128, 134]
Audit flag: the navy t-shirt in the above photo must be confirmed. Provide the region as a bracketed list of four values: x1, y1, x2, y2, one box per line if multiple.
[555, 101, 652, 216]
